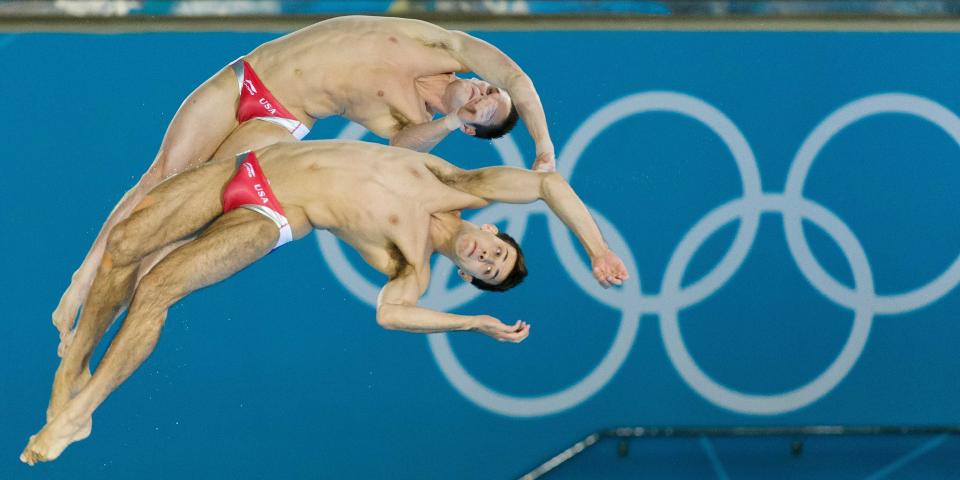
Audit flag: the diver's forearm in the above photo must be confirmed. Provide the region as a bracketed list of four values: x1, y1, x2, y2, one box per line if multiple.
[541, 173, 608, 259]
[390, 117, 458, 152]
[377, 304, 476, 333]
[505, 74, 554, 157]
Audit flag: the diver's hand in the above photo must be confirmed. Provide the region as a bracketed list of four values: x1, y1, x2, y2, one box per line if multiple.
[532, 151, 556, 172]
[592, 249, 629, 288]
[473, 316, 530, 343]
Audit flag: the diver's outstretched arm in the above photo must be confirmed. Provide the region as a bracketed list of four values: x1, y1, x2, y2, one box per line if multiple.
[425, 159, 629, 287]
[375, 268, 529, 342]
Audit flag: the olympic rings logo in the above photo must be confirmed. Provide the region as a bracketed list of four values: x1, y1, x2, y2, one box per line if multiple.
[320, 91, 960, 417]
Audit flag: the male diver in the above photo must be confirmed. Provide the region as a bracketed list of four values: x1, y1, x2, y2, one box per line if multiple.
[22, 140, 625, 464]
[52, 16, 557, 355]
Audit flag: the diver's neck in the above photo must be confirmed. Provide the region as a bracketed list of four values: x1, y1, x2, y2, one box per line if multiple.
[416, 73, 456, 115]
[429, 212, 463, 257]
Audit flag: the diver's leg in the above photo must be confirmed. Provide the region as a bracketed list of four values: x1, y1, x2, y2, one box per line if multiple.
[24, 209, 279, 465]
[48, 161, 234, 420]
[51, 66, 241, 346]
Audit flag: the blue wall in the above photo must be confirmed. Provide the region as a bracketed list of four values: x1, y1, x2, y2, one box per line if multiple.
[2, 31, 960, 478]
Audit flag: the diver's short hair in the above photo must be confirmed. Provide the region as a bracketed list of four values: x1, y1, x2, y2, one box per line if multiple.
[470, 102, 520, 140]
[470, 231, 527, 292]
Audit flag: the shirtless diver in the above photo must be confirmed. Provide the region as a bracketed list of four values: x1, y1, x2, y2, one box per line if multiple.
[23, 140, 626, 465]
[52, 15, 558, 356]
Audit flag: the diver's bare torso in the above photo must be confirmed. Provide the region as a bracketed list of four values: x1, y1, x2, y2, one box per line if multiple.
[49, 15, 548, 364]
[255, 141, 485, 277]
[246, 16, 466, 139]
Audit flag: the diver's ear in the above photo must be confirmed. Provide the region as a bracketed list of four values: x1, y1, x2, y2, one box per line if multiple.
[480, 224, 499, 234]
[461, 124, 477, 136]
[458, 269, 473, 283]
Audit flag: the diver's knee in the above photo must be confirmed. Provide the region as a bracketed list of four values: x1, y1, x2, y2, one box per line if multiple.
[104, 219, 147, 267]
[126, 286, 175, 332]
[134, 267, 184, 310]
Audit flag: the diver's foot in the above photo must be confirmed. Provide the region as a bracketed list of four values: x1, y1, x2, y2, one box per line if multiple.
[20, 415, 92, 466]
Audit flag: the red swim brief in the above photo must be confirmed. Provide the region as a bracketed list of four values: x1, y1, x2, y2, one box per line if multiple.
[230, 58, 310, 140]
[222, 151, 293, 250]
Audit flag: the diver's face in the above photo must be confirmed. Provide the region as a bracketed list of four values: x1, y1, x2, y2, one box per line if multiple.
[453, 223, 518, 285]
[443, 78, 512, 127]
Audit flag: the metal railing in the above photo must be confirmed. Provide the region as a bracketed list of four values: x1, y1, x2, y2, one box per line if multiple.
[519, 425, 960, 480]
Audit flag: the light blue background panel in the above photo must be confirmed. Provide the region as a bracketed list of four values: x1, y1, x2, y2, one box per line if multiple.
[2, 31, 959, 479]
